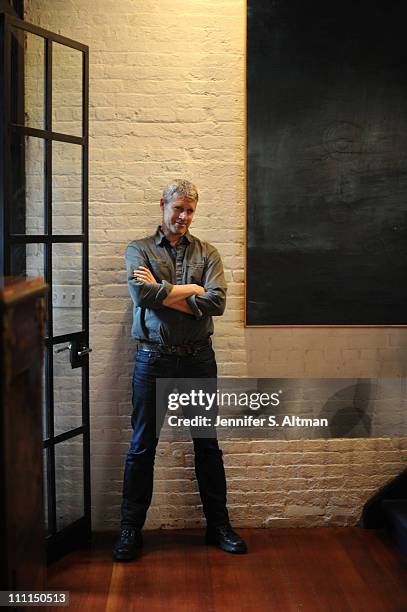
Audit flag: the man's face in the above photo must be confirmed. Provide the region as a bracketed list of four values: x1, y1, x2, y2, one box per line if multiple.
[160, 195, 197, 238]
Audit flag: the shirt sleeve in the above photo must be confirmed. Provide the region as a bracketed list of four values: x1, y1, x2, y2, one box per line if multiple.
[186, 246, 227, 319]
[125, 242, 173, 309]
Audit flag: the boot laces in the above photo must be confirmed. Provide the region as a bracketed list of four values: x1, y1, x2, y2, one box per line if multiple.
[121, 528, 134, 543]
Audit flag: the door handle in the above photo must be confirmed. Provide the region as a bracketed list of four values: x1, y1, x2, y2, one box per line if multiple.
[78, 347, 92, 357]
[54, 342, 92, 368]
[55, 343, 71, 354]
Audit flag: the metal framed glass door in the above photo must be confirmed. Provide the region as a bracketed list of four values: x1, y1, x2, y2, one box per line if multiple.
[1, 13, 90, 561]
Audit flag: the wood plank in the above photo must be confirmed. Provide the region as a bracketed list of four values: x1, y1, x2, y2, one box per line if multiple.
[46, 528, 407, 611]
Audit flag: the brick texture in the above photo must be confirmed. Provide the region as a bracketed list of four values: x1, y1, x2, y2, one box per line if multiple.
[25, 0, 407, 530]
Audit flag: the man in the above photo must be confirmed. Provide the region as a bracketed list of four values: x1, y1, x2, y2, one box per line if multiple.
[113, 179, 247, 561]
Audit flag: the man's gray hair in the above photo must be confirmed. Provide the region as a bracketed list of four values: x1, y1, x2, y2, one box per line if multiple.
[162, 179, 199, 205]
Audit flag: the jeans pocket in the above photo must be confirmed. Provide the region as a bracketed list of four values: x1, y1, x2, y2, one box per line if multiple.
[135, 350, 160, 364]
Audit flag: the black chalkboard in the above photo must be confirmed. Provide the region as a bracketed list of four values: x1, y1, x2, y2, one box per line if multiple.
[246, 0, 407, 325]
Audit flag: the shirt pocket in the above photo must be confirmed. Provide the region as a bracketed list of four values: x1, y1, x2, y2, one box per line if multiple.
[148, 257, 171, 281]
[185, 261, 205, 284]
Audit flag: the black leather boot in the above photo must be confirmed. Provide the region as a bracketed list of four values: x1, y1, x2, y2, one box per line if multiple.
[113, 528, 143, 561]
[206, 523, 247, 554]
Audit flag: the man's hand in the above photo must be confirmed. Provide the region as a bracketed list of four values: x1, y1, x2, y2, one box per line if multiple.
[193, 284, 205, 295]
[133, 266, 157, 284]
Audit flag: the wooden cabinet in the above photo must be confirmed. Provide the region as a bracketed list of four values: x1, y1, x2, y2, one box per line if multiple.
[0, 277, 48, 592]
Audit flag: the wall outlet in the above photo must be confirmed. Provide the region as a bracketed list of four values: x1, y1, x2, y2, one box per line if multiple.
[52, 285, 81, 308]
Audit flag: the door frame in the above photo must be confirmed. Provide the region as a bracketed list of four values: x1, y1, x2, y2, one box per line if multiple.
[0, 12, 91, 562]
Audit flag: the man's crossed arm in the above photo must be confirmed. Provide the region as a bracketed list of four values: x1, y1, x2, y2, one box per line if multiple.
[126, 241, 226, 318]
[133, 265, 204, 315]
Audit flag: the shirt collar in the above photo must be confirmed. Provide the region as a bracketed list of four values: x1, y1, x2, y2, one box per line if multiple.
[155, 225, 193, 246]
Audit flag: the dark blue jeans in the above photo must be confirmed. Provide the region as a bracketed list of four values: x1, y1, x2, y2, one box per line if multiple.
[120, 344, 229, 529]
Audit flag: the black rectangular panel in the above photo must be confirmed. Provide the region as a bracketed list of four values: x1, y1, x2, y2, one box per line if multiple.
[247, 0, 407, 325]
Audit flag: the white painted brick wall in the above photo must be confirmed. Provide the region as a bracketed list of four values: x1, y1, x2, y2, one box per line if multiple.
[25, 0, 407, 531]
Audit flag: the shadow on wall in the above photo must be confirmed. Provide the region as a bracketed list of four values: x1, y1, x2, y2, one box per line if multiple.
[320, 381, 375, 438]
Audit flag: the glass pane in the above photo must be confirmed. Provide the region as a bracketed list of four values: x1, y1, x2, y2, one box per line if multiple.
[55, 436, 84, 530]
[52, 142, 82, 234]
[10, 242, 45, 277]
[11, 134, 45, 234]
[53, 342, 83, 435]
[52, 243, 83, 336]
[11, 29, 45, 129]
[52, 42, 83, 136]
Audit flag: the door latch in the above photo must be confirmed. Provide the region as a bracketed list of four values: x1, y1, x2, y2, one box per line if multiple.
[54, 339, 92, 368]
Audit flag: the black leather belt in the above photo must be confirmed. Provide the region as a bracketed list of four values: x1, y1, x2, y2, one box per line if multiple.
[136, 340, 211, 357]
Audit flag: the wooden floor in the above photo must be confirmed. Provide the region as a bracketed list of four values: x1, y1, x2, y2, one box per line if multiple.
[47, 528, 407, 611]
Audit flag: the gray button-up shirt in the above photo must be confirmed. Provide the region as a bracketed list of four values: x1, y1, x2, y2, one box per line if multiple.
[125, 226, 227, 345]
